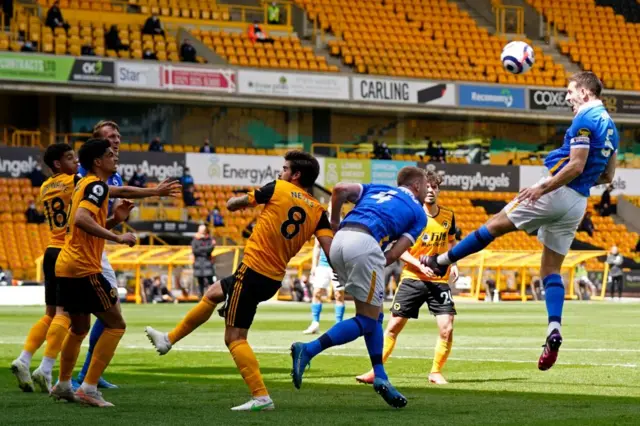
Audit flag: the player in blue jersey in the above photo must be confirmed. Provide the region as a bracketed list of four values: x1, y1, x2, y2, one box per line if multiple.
[291, 166, 429, 408]
[303, 204, 346, 335]
[422, 72, 618, 371]
[74, 120, 182, 389]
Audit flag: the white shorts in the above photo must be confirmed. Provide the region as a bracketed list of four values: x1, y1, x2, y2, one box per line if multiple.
[329, 229, 385, 307]
[101, 251, 118, 289]
[311, 265, 344, 292]
[505, 177, 587, 256]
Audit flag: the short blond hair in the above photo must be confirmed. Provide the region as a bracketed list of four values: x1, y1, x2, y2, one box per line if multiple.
[92, 120, 119, 138]
[397, 166, 426, 187]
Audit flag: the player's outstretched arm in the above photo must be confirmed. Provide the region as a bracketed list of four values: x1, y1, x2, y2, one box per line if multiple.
[75, 207, 135, 246]
[330, 183, 361, 230]
[596, 151, 617, 185]
[227, 194, 250, 212]
[109, 178, 182, 199]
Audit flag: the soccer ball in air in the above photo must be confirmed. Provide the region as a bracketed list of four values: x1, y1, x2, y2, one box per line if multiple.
[501, 41, 535, 74]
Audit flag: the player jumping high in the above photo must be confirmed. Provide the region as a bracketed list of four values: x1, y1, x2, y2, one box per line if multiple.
[291, 166, 429, 408]
[11, 144, 80, 393]
[145, 151, 333, 411]
[421, 71, 618, 370]
[356, 170, 459, 385]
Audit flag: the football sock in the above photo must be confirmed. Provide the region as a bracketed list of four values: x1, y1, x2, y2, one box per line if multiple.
[78, 318, 105, 380]
[334, 304, 345, 323]
[168, 297, 216, 344]
[83, 328, 125, 387]
[41, 314, 71, 374]
[438, 225, 494, 265]
[21, 315, 53, 364]
[543, 274, 564, 335]
[431, 336, 453, 374]
[59, 331, 87, 382]
[311, 302, 322, 323]
[382, 334, 397, 363]
[304, 315, 376, 358]
[229, 340, 268, 398]
[364, 313, 388, 381]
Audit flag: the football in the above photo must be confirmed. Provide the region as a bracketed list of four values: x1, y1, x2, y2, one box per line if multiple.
[501, 41, 535, 74]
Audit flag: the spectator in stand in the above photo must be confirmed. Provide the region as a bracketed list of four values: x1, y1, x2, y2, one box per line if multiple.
[191, 224, 216, 297]
[142, 48, 157, 60]
[25, 201, 44, 224]
[578, 211, 595, 237]
[248, 21, 274, 43]
[379, 142, 392, 160]
[598, 184, 613, 216]
[207, 208, 224, 227]
[45, 1, 69, 32]
[26, 164, 46, 187]
[21, 41, 35, 52]
[606, 246, 624, 300]
[142, 14, 165, 36]
[180, 39, 197, 63]
[372, 141, 382, 159]
[200, 138, 214, 153]
[574, 262, 597, 300]
[149, 276, 175, 303]
[180, 167, 194, 189]
[105, 25, 128, 52]
[435, 140, 446, 163]
[267, 1, 280, 24]
[148, 136, 164, 152]
[183, 186, 199, 207]
[81, 44, 95, 56]
[426, 140, 436, 160]
[127, 167, 147, 188]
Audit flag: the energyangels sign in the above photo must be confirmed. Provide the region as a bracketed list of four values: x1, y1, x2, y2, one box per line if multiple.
[185, 153, 283, 186]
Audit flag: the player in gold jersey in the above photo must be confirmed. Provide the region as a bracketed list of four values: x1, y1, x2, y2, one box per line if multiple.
[356, 170, 459, 385]
[11, 144, 80, 393]
[145, 151, 333, 412]
[50, 139, 136, 407]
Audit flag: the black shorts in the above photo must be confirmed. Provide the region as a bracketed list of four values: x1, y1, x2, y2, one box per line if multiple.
[390, 278, 457, 319]
[56, 273, 118, 315]
[217, 263, 281, 329]
[43, 247, 62, 306]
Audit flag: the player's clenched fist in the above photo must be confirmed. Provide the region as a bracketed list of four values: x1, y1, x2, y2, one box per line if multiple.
[117, 232, 137, 247]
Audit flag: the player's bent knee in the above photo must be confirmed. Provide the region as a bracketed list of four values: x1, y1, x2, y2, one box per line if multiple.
[224, 328, 248, 347]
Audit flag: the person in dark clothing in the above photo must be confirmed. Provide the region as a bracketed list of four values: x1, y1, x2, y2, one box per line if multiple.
[183, 186, 198, 207]
[435, 141, 446, 163]
[143, 49, 157, 60]
[26, 164, 46, 187]
[426, 140, 437, 159]
[199, 138, 214, 153]
[45, 1, 69, 31]
[25, 201, 44, 224]
[379, 142, 392, 160]
[598, 185, 613, 216]
[127, 167, 147, 188]
[372, 141, 383, 159]
[578, 212, 595, 237]
[191, 224, 216, 297]
[81, 44, 95, 56]
[207, 208, 224, 227]
[2, 0, 13, 28]
[180, 168, 194, 189]
[149, 276, 174, 303]
[21, 41, 35, 52]
[180, 39, 197, 62]
[105, 25, 128, 51]
[142, 14, 164, 36]
[606, 246, 624, 300]
[148, 136, 163, 152]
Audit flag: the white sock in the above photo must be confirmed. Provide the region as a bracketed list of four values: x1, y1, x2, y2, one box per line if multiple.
[58, 379, 71, 388]
[436, 253, 452, 266]
[18, 350, 33, 367]
[547, 321, 561, 336]
[80, 382, 97, 393]
[40, 356, 55, 375]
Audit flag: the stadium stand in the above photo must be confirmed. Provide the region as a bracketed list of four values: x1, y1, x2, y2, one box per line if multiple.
[296, 0, 567, 86]
[529, 0, 640, 91]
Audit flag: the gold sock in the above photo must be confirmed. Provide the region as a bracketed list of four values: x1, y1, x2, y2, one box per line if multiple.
[382, 334, 397, 363]
[59, 331, 87, 382]
[43, 315, 71, 359]
[84, 328, 125, 386]
[168, 297, 216, 344]
[23, 315, 53, 354]
[229, 340, 268, 398]
[430, 336, 453, 374]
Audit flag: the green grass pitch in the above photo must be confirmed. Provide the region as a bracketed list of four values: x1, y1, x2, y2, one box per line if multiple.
[1, 301, 639, 425]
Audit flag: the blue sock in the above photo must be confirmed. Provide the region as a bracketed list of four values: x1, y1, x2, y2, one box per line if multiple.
[363, 313, 388, 381]
[543, 274, 564, 326]
[334, 304, 345, 323]
[304, 315, 376, 358]
[311, 303, 322, 323]
[447, 225, 494, 263]
[78, 319, 105, 380]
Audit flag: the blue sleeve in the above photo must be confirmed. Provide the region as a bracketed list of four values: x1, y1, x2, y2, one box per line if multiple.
[569, 116, 591, 149]
[403, 208, 427, 244]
